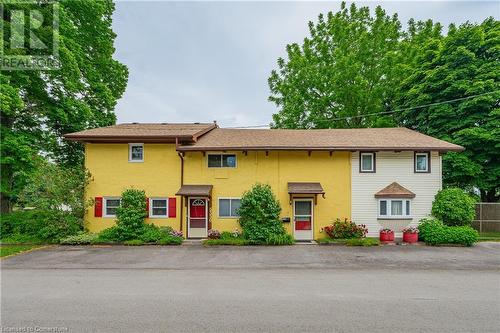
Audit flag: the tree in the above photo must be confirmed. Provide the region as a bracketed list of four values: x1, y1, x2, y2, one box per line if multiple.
[1, 0, 128, 212]
[269, 2, 402, 129]
[394, 18, 500, 201]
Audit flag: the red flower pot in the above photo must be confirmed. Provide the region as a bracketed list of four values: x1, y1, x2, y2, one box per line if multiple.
[403, 232, 418, 243]
[379, 231, 395, 242]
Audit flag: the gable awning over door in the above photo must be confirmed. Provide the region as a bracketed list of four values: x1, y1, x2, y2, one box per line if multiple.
[176, 185, 213, 197]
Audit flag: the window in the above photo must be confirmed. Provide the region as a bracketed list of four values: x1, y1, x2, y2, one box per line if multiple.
[104, 198, 121, 217]
[360, 152, 375, 173]
[129, 143, 144, 162]
[150, 198, 168, 218]
[218, 198, 241, 217]
[378, 199, 411, 218]
[208, 154, 236, 168]
[415, 152, 430, 173]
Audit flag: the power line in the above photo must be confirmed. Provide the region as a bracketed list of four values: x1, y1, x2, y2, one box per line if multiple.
[225, 90, 500, 129]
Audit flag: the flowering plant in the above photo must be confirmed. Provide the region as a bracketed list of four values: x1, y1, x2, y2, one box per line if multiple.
[323, 218, 368, 239]
[232, 228, 241, 238]
[380, 228, 394, 234]
[402, 226, 419, 234]
[207, 229, 221, 239]
[170, 230, 183, 238]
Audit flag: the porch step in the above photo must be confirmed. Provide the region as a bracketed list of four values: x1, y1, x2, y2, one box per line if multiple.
[182, 239, 204, 246]
[294, 240, 317, 245]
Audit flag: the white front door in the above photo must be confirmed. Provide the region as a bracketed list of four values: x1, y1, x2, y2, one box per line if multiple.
[293, 199, 314, 241]
[188, 197, 208, 238]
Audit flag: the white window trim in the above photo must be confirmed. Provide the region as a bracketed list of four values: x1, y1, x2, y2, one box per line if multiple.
[207, 153, 237, 168]
[415, 152, 429, 172]
[103, 197, 121, 218]
[360, 152, 375, 172]
[129, 143, 144, 163]
[218, 197, 241, 218]
[378, 199, 412, 219]
[149, 197, 168, 218]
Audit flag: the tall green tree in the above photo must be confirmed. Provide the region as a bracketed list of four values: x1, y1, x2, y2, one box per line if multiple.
[394, 18, 500, 201]
[1, 0, 128, 212]
[269, 2, 402, 129]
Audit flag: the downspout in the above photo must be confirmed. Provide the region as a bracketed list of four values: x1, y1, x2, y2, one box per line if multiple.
[176, 138, 185, 232]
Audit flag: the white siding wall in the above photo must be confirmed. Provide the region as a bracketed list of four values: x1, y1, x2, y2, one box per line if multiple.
[351, 151, 442, 237]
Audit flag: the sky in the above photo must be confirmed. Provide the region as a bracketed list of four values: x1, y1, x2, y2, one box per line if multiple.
[111, 1, 499, 127]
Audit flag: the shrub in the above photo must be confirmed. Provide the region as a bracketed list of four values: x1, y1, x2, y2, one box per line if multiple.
[94, 226, 121, 243]
[60, 232, 98, 245]
[159, 226, 174, 235]
[238, 184, 289, 243]
[207, 229, 221, 239]
[418, 217, 444, 242]
[124, 239, 144, 246]
[418, 217, 478, 246]
[323, 218, 367, 239]
[158, 235, 183, 245]
[345, 238, 380, 246]
[138, 224, 163, 243]
[203, 238, 250, 246]
[432, 188, 476, 226]
[220, 229, 242, 240]
[114, 189, 148, 240]
[1, 210, 81, 243]
[266, 233, 294, 245]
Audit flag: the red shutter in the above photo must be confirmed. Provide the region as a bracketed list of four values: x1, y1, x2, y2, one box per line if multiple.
[168, 197, 176, 218]
[145, 198, 149, 217]
[94, 197, 103, 217]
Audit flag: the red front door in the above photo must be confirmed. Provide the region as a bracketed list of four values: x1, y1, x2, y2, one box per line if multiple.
[188, 198, 207, 238]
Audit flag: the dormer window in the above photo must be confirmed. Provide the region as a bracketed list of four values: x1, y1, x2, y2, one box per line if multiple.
[129, 143, 144, 162]
[360, 152, 375, 173]
[415, 152, 430, 173]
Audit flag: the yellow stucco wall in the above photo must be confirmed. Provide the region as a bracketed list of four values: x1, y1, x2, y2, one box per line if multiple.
[183, 151, 351, 240]
[85, 143, 182, 232]
[85, 144, 351, 239]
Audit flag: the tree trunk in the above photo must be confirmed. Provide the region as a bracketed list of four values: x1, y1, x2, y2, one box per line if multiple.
[1, 192, 11, 213]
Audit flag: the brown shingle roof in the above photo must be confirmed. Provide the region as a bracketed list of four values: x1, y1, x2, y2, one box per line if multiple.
[64, 123, 217, 143]
[177, 127, 463, 152]
[375, 182, 416, 198]
[176, 185, 213, 197]
[288, 182, 325, 194]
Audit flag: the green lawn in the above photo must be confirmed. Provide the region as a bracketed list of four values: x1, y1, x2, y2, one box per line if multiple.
[478, 232, 500, 242]
[317, 237, 380, 246]
[0, 245, 39, 257]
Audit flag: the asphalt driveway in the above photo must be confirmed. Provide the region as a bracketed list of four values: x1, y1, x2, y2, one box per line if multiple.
[2, 243, 500, 332]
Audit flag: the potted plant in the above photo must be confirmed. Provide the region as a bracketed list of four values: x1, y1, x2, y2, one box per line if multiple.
[379, 228, 394, 242]
[402, 226, 419, 243]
